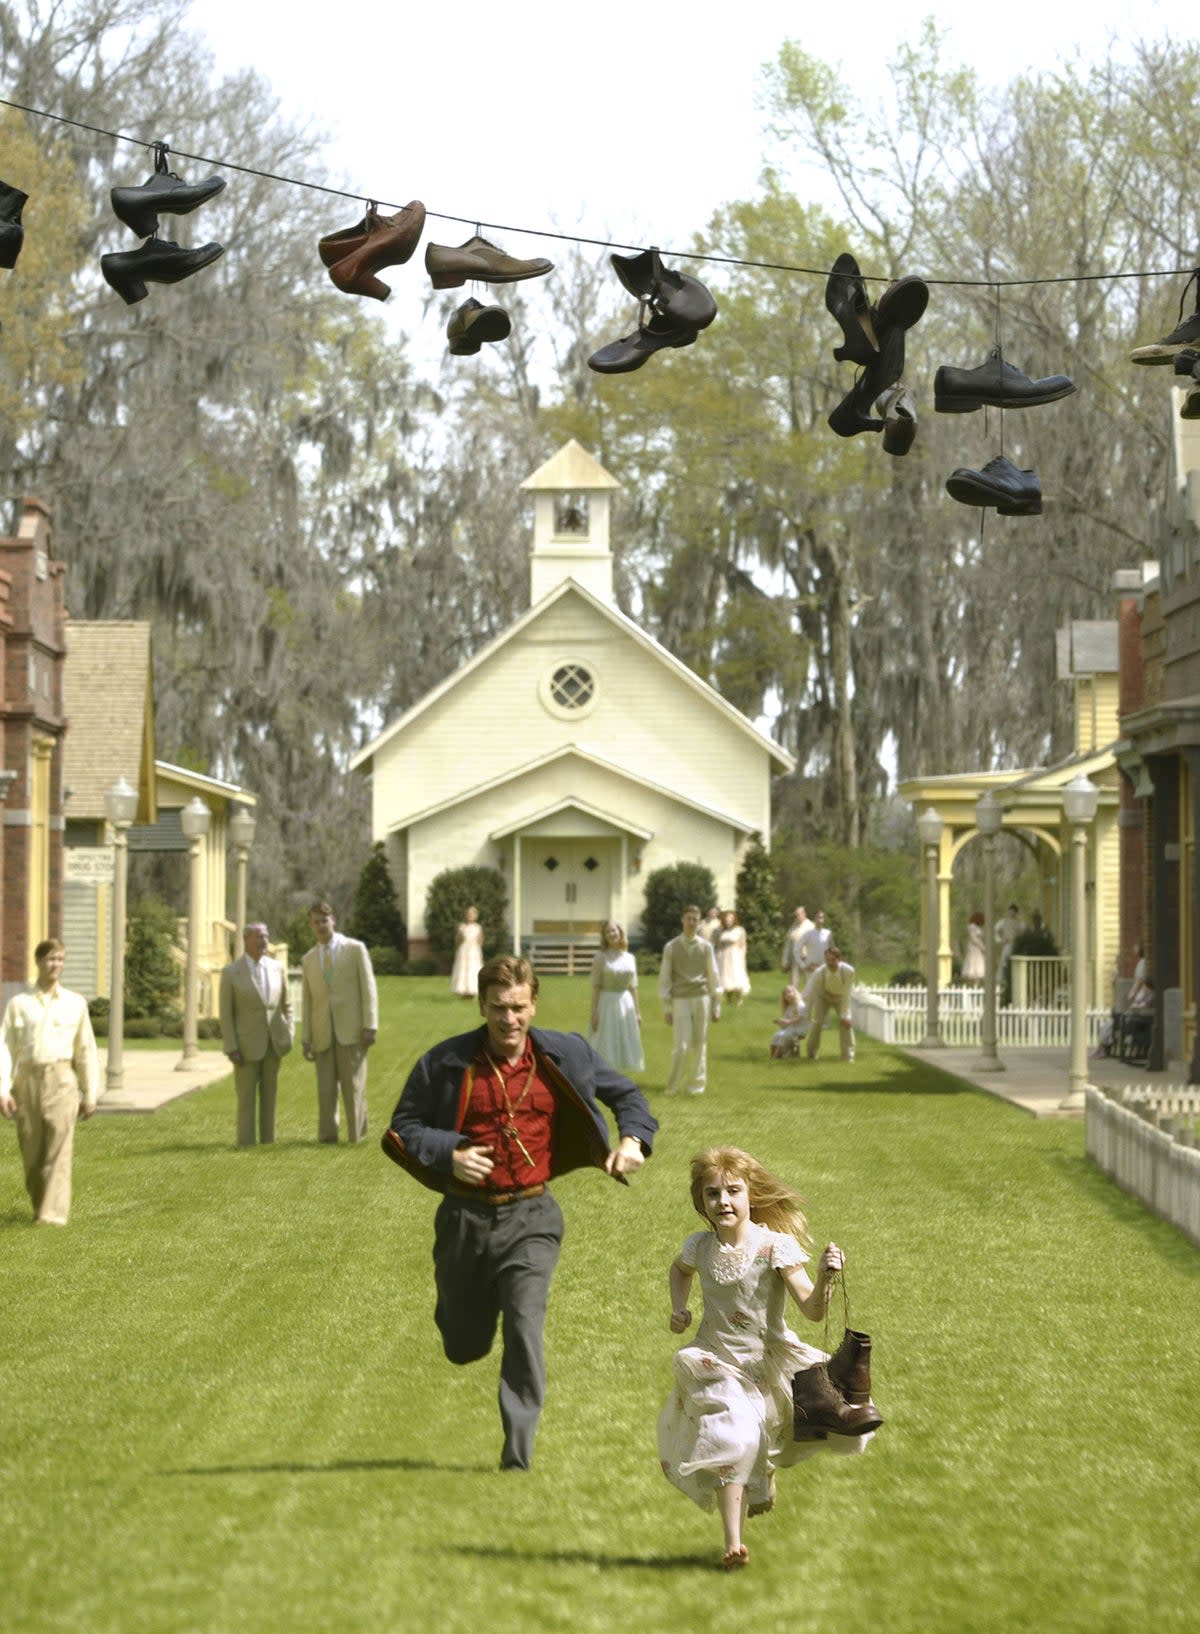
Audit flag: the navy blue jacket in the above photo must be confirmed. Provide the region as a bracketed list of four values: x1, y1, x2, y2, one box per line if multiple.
[388, 1025, 657, 1187]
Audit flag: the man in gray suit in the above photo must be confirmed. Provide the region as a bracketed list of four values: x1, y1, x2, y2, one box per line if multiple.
[301, 899, 378, 1143]
[219, 922, 294, 1146]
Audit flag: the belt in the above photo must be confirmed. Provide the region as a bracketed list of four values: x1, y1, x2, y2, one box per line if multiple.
[446, 1181, 546, 1206]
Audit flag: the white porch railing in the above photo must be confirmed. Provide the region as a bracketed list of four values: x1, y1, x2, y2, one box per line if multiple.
[853, 984, 1107, 1049]
[1009, 955, 1073, 1009]
[1086, 1084, 1200, 1247]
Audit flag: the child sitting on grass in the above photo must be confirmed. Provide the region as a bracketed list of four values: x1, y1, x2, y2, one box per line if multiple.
[657, 1147, 871, 1572]
[769, 986, 807, 1057]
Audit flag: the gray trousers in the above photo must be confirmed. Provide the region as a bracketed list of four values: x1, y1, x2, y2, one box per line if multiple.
[432, 1191, 564, 1469]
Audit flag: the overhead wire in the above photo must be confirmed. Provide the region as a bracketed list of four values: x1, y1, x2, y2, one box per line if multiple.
[1, 93, 1197, 289]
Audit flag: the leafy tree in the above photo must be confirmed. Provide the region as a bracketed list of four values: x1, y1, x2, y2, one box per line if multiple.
[734, 833, 783, 970]
[348, 842, 406, 954]
[641, 862, 718, 954]
[284, 907, 316, 966]
[124, 895, 180, 1020]
[424, 867, 507, 961]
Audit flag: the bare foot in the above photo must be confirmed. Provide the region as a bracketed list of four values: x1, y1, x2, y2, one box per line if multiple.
[721, 1545, 749, 1571]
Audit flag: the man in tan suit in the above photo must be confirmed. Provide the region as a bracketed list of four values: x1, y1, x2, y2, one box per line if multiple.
[301, 899, 378, 1143]
[219, 922, 294, 1146]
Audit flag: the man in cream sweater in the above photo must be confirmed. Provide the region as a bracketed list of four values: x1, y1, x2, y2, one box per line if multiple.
[659, 905, 722, 1095]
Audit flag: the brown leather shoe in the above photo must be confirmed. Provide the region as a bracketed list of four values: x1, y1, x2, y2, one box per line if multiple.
[826, 1327, 873, 1405]
[321, 201, 426, 301]
[447, 297, 511, 355]
[792, 1360, 883, 1439]
[425, 233, 553, 289]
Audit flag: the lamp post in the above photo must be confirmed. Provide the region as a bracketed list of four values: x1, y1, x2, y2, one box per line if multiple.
[229, 806, 256, 946]
[975, 791, 1005, 1072]
[177, 796, 211, 1071]
[104, 775, 139, 1096]
[1061, 772, 1100, 1110]
[917, 806, 945, 1048]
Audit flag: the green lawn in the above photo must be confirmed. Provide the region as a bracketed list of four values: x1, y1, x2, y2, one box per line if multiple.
[4, 977, 1197, 1634]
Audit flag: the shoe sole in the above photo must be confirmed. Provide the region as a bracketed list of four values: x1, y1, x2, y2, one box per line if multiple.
[945, 476, 1042, 515]
[1132, 337, 1200, 364]
[934, 382, 1076, 412]
[428, 261, 551, 290]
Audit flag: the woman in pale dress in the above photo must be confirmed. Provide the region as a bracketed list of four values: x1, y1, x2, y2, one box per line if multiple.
[715, 909, 750, 1004]
[658, 1147, 873, 1570]
[588, 921, 644, 1072]
[961, 910, 986, 985]
[449, 905, 484, 997]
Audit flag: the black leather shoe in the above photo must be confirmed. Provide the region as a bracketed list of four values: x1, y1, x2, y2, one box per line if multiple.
[588, 312, 699, 374]
[609, 247, 717, 333]
[1181, 384, 1200, 421]
[101, 236, 224, 304]
[828, 322, 906, 437]
[1172, 348, 1200, 382]
[0, 180, 27, 269]
[934, 347, 1076, 412]
[447, 296, 511, 355]
[877, 274, 929, 332]
[945, 455, 1042, 515]
[825, 251, 879, 365]
[111, 153, 226, 239]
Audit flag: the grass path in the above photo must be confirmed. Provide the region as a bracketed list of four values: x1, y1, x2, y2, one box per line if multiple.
[3, 977, 1197, 1633]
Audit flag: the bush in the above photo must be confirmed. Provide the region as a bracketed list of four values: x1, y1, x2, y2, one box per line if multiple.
[368, 946, 406, 976]
[771, 835, 920, 965]
[285, 908, 316, 965]
[634, 948, 661, 978]
[401, 957, 438, 977]
[735, 832, 783, 951]
[348, 842, 406, 953]
[125, 1016, 162, 1039]
[641, 861, 718, 954]
[125, 896, 181, 1019]
[197, 1017, 223, 1040]
[890, 967, 925, 987]
[425, 867, 508, 960]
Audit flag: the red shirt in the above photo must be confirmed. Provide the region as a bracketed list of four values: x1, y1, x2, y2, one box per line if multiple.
[460, 1046, 557, 1189]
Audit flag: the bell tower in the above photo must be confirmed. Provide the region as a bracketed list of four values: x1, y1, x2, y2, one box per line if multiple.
[520, 439, 621, 606]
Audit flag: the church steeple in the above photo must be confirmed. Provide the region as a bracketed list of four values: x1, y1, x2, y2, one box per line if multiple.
[520, 439, 621, 605]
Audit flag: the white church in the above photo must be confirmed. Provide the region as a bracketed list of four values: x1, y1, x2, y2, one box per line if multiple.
[350, 441, 794, 963]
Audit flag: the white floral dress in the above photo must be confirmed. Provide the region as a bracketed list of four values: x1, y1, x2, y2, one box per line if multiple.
[658, 1224, 867, 1510]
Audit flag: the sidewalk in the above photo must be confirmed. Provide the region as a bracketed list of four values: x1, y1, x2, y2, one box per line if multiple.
[93, 1047, 231, 1113]
[900, 1043, 1185, 1118]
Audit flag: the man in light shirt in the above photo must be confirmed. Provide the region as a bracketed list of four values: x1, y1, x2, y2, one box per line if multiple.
[301, 899, 378, 1142]
[781, 905, 811, 974]
[659, 905, 722, 1095]
[219, 921, 294, 1146]
[0, 938, 100, 1225]
[797, 909, 832, 979]
[803, 943, 856, 1062]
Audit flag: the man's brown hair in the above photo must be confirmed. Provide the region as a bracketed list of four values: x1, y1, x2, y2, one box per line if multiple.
[477, 955, 539, 1000]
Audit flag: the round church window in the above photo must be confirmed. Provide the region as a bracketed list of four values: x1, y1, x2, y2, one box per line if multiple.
[540, 659, 600, 719]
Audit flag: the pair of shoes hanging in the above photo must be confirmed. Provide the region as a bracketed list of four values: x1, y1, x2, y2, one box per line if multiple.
[792, 1323, 884, 1440]
[826, 253, 928, 453]
[319, 200, 426, 300]
[0, 181, 27, 270]
[587, 247, 717, 374]
[101, 144, 225, 305]
[937, 346, 1074, 514]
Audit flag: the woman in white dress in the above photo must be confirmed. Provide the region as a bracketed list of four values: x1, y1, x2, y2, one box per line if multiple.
[588, 921, 644, 1072]
[715, 909, 750, 1004]
[658, 1147, 873, 1570]
[449, 905, 484, 998]
[961, 911, 986, 984]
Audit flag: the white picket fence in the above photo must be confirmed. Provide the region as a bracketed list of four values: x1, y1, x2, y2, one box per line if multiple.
[853, 984, 1107, 1049]
[1086, 1084, 1200, 1247]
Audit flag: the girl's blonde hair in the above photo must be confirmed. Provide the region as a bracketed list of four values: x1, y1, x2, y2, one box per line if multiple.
[689, 1147, 812, 1245]
[600, 920, 628, 950]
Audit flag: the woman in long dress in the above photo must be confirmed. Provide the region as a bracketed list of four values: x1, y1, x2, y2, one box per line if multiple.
[961, 911, 986, 984]
[449, 905, 484, 997]
[715, 910, 750, 1004]
[658, 1147, 873, 1570]
[588, 920, 644, 1072]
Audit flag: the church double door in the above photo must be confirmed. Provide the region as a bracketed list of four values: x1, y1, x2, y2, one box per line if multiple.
[526, 839, 613, 937]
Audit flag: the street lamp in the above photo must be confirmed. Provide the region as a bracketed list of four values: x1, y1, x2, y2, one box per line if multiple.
[975, 791, 1005, 1073]
[917, 806, 945, 1048]
[229, 805, 256, 946]
[104, 775, 139, 1096]
[1061, 772, 1100, 1110]
[177, 796, 211, 1071]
